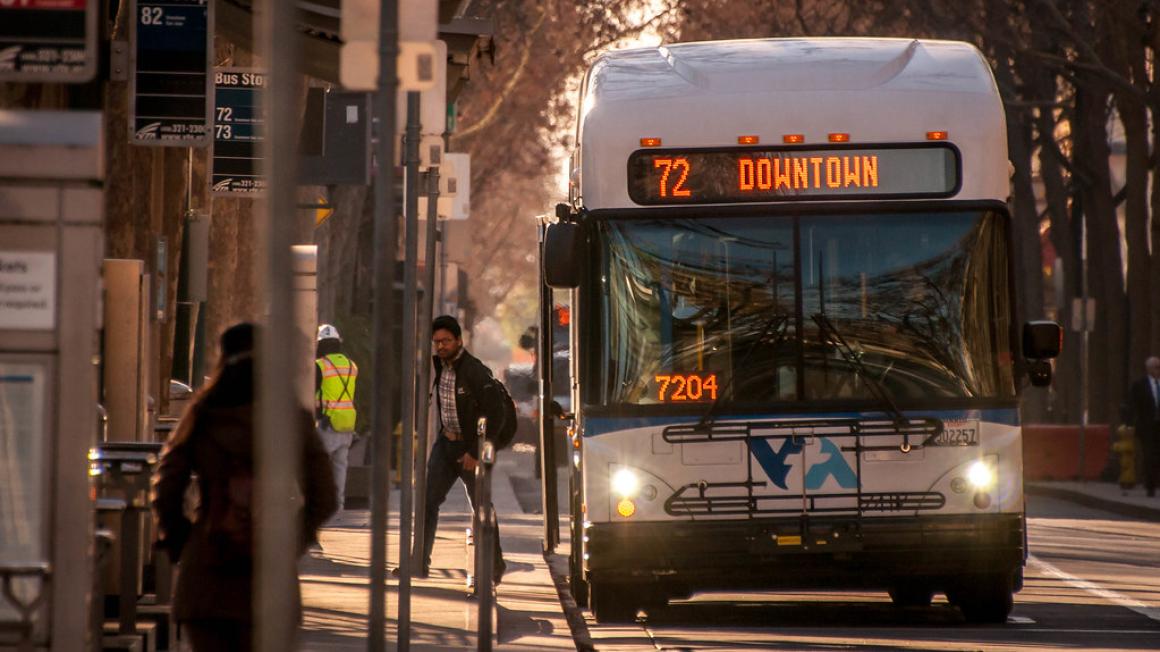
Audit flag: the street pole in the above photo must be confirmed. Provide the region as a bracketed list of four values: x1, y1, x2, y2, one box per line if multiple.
[256, 0, 299, 649]
[369, 0, 399, 649]
[397, 90, 421, 650]
[538, 221, 559, 552]
[412, 165, 440, 575]
[1078, 206, 1089, 482]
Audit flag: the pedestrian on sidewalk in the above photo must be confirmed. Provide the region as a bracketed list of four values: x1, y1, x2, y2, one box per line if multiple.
[1128, 356, 1160, 497]
[420, 315, 507, 580]
[315, 324, 359, 512]
[151, 323, 337, 651]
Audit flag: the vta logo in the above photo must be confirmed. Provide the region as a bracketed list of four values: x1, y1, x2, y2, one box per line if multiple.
[747, 437, 857, 490]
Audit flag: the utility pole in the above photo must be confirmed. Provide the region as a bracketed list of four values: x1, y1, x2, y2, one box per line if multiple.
[368, 0, 399, 649]
[411, 164, 440, 590]
[397, 89, 422, 650]
[256, 0, 299, 649]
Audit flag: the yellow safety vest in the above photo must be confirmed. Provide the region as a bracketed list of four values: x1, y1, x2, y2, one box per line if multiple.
[316, 353, 358, 432]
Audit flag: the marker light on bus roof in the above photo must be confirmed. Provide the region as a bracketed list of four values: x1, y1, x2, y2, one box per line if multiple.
[640, 137, 662, 147]
[737, 135, 760, 145]
[783, 134, 805, 144]
[927, 131, 949, 140]
[828, 132, 850, 143]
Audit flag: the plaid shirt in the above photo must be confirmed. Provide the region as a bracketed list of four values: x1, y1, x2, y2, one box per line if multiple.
[438, 351, 463, 439]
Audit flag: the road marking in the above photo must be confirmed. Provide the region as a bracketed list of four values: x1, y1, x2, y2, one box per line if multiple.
[1029, 555, 1160, 623]
[1008, 615, 1034, 624]
[1019, 628, 1160, 634]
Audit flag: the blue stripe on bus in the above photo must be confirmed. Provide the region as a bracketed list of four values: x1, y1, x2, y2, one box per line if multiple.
[583, 408, 1019, 437]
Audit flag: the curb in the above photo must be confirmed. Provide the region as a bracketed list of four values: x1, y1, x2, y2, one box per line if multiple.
[544, 552, 595, 652]
[1026, 483, 1160, 522]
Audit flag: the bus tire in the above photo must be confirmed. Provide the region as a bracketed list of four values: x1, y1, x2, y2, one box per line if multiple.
[947, 573, 1013, 624]
[589, 581, 639, 623]
[888, 583, 934, 608]
[569, 475, 588, 607]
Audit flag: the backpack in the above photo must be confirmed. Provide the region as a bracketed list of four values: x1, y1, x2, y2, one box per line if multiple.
[492, 380, 519, 450]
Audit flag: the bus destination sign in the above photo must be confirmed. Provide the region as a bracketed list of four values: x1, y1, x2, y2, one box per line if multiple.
[627, 144, 959, 205]
[130, 0, 212, 145]
[211, 69, 265, 196]
[0, 0, 96, 82]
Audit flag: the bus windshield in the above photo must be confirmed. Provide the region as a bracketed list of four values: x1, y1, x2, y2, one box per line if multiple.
[596, 210, 1015, 408]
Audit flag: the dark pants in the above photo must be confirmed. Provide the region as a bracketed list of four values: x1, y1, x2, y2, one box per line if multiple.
[1140, 435, 1159, 495]
[422, 435, 503, 570]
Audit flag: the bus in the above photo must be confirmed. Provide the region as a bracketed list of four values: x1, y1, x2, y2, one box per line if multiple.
[540, 38, 1062, 625]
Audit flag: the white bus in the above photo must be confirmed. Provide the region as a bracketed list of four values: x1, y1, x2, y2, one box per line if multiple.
[541, 38, 1062, 624]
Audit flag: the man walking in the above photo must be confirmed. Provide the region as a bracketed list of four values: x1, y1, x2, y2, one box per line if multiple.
[1128, 356, 1160, 497]
[420, 315, 506, 580]
[315, 324, 358, 511]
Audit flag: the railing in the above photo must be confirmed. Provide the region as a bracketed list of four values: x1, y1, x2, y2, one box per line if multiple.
[89, 441, 165, 642]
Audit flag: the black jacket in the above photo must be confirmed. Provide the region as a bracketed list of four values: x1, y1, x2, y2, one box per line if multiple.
[1129, 376, 1160, 442]
[433, 349, 505, 452]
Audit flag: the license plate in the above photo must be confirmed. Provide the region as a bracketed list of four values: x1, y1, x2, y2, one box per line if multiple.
[932, 420, 979, 446]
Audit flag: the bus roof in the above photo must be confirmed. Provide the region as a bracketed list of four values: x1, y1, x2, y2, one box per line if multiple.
[577, 38, 1008, 209]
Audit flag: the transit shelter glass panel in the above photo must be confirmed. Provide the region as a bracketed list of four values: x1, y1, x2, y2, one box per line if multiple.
[597, 211, 1014, 408]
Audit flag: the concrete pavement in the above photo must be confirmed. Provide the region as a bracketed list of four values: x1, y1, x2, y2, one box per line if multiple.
[297, 448, 575, 650]
[1026, 480, 1160, 521]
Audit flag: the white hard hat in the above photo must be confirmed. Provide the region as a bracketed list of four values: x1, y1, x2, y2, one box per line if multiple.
[317, 324, 341, 342]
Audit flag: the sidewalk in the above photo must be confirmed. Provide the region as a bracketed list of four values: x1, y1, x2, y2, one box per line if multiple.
[1026, 480, 1160, 521]
[297, 449, 575, 650]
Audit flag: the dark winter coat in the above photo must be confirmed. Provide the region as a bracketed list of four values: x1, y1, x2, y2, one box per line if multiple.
[151, 403, 336, 623]
[432, 349, 505, 453]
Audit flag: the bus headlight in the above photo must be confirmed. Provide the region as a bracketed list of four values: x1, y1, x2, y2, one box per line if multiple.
[966, 460, 996, 489]
[611, 468, 640, 498]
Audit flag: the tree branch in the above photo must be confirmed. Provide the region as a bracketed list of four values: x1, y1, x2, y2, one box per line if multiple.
[453, 7, 550, 140]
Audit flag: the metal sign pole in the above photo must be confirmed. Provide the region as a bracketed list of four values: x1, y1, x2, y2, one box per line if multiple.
[369, 1, 400, 649]
[398, 90, 422, 650]
[412, 166, 440, 577]
[256, 0, 299, 649]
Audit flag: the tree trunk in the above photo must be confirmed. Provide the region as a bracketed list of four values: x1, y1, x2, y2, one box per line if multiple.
[1073, 83, 1128, 424]
[1035, 99, 1080, 423]
[1117, 89, 1151, 391]
[992, 32, 1046, 420]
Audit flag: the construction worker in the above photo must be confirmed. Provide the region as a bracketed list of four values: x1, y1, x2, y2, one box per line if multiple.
[315, 324, 358, 512]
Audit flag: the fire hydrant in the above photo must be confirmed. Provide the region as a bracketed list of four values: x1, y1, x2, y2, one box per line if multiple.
[1111, 424, 1136, 491]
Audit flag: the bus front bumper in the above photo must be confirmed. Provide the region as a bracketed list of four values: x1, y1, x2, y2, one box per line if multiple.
[584, 513, 1025, 592]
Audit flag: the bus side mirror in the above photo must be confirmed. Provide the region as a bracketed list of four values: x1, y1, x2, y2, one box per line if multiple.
[543, 222, 583, 288]
[1023, 321, 1062, 387]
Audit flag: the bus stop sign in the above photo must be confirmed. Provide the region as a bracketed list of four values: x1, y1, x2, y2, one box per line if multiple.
[0, 0, 97, 83]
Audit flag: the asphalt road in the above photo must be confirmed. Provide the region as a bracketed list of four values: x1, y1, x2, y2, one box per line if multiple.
[573, 494, 1160, 651]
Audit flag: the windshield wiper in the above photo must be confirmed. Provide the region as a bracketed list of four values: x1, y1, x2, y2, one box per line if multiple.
[694, 311, 790, 431]
[811, 313, 915, 447]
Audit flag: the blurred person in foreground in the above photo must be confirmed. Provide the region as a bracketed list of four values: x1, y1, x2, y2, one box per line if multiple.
[151, 322, 337, 651]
